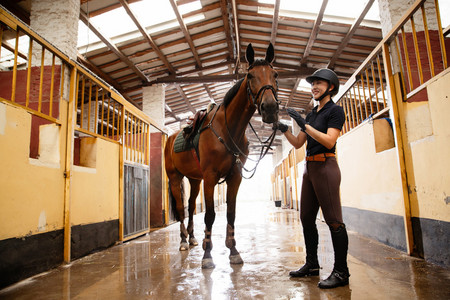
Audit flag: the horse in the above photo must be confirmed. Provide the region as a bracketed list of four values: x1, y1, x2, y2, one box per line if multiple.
[164, 43, 279, 269]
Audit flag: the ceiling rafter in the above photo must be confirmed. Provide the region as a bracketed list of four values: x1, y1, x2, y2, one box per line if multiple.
[175, 85, 196, 114]
[118, 0, 176, 75]
[270, 0, 280, 46]
[170, 0, 217, 106]
[231, 0, 241, 73]
[79, 11, 148, 83]
[327, 0, 376, 69]
[149, 67, 317, 85]
[285, 0, 328, 108]
[300, 0, 328, 66]
[219, 0, 235, 61]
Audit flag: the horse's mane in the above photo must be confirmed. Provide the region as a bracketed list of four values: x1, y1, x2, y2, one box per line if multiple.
[223, 59, 272, 107]
[223, 78, 244, 107]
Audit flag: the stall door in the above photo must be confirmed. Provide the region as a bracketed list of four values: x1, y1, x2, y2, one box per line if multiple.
[124, 164, 149, 237]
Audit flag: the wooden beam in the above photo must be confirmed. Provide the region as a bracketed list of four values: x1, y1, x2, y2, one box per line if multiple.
[327, 0, 375, 69]
[148, 67, 317, 84]
[270, 0, 280, 46]
[118, 0, 176, 75]
[300, 0, 328, 66]
[231, 0, 241, 73]
[79, 11, 149, 83]
[219, 0, 235, 60]
[169, 0, 201, 68]
[175, 85, 196, 114]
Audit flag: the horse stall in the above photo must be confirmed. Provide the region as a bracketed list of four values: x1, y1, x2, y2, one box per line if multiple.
[0, 12, 167, 287]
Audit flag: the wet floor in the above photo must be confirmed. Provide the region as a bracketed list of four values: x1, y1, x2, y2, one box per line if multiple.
[1, 201, 449, 299]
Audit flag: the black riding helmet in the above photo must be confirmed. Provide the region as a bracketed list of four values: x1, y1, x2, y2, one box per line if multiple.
[306, 68, 340, 99]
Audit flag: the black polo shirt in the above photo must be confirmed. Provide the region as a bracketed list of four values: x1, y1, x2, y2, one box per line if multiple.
[305, 100, 345, 156]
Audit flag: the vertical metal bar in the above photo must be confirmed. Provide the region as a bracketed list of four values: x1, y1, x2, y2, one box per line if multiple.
[359, 76, 369, 119]
[371, 62, 380, 113]
[132, 115, 136, 162]
[364, 69, 373, 115]
[401, 28, 413, 92]
[137, 119, 141, 163]
[11, 30, 20, 102]
[348, 91, 356, 128]
[145, 124, 150, 165]
[38, 47, 45, 113]
[410, 16, 424, 85]
[350, 87, 360, 125]
[49, 55, 55, 117]
[80, 76, 85, 129]
[106, 96, 111, 137]
[434, 0, 447, 68]
[376, 55, 387, 108]
[101, 92, 105, 136]
[60, 63, 65, 105]
[124, 111, 129, 161]
[26, 38, 33, 108]
[111, 100, 116, 139]
[87, 80, 92, 132]
[94, 86, 99, 134]
[117, 104, 122, 142]
[421, 5, 434, 77]
[352, 85, 363, 122]
[342, 96, 350, 132]
[75, 73, 80, 126]
[139, 120, 143, 163]
[394, 37, 407, 97]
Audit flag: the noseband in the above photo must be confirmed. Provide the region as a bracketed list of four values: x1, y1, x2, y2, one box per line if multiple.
[246, 72, 280, 114]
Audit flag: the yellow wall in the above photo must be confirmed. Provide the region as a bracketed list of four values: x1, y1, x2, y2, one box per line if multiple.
[406, 70, 450, 222]
[71, 137, 120, 225]
[0, 100, 120, 239]
[337, 120, 405, 216]
[0, 102, 66, 239]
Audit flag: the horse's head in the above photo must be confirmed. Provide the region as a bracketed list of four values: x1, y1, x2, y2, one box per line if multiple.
[245, 43, 280, 124]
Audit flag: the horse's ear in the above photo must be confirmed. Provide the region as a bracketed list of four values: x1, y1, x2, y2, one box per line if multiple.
[265, 43, 274, 64]
[246, 43, 254, 66]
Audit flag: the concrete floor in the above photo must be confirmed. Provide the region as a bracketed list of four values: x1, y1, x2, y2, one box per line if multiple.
[1, 201, 449, 300]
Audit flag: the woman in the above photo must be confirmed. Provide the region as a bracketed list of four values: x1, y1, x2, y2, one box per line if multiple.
[277, 68, 349, 289]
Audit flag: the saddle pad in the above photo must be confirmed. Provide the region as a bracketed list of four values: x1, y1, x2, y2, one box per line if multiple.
[173, 130, 201, 153]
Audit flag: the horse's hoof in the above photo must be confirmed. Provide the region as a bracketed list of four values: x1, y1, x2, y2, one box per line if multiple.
[189, 237, 198, 246]
[202, 258, 215, 269]
[179, 242, 189, 251]
[229, 254, 243, 265]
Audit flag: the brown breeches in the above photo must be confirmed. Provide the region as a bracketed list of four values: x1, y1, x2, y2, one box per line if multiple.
[300, 157, 344, 231]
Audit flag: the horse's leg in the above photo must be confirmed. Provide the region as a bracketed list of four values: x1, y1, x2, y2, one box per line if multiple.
[225, 171, 244, 265]
[201, 174, 218, 269]
[187, 178, 201, 246]
[169, 175, 189, 251]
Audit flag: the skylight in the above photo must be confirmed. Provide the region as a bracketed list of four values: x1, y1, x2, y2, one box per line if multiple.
[258, 0, 380, 25]
[77, 0, 203, 50]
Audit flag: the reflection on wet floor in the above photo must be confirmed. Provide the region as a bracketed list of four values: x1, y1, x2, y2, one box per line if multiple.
[1, 201, 449, 299]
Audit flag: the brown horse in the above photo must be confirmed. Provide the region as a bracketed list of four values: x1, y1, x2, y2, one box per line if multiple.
[164, 43, 279, 269]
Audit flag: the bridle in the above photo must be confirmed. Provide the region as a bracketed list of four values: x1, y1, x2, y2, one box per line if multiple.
[204, 65, 280, 179]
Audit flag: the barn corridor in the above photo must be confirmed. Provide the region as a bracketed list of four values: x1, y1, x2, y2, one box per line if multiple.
[1, 201, 448, 300]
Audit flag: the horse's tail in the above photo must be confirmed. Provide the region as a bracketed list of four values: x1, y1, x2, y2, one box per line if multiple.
[168, 179, 184, 222]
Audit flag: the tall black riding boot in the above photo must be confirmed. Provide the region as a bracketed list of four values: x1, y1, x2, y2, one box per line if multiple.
[318, 225, 350, 289]
[289, 225, 320, 277]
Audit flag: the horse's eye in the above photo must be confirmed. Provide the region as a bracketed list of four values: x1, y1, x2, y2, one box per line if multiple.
[274, 72, 278, 78]
[247, 73, 254, 80]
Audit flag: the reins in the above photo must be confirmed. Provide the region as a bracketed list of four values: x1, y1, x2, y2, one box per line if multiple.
[202, 72, 279, 180]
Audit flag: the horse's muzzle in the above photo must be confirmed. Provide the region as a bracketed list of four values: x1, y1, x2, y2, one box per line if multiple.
[260, 99, 279, 124]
